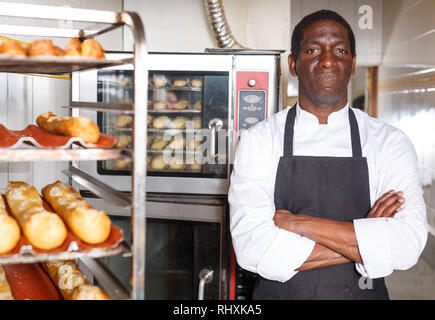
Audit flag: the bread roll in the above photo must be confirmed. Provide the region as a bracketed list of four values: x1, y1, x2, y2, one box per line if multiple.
[42, 181, 111, 244]
[190, 78, 203, 87]
[0, 196, 20, 254]
[26, 39, 56, 56]
[152, 101, 166, 110]
[81, 39, 105, 59]
[173, 79, 187, 87]
[174, 100, 188, 110]
[151, 155, 167, 170]
[0, 266, 14, 300]
[152, 75, 167, 88]
[116, 135, 131, 148]
[172, 116, 186, 129]
[169, 160, 185, 171]
[36, 112, 100, 144]
[0, 40, 26, 56]
[193, 100, 202, 111]
[115, 115, 132, 127]
[152, 116, 172, 129]
[5, 182, 67, 250]
[151, 136, 170, 150]
[167, 136, 185, 150]
[42, 260, 110, 300]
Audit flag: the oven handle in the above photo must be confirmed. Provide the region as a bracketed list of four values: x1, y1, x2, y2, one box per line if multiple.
[208, 118, 223, 159]
[198, 268, 214, 300]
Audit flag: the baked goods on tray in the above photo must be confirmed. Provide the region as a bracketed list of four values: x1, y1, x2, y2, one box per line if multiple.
[42, 260, 110, 300]
[0, 266, 14, 300]
[36, 111, 101, 144]
[0, 196, 20, 254]
[42, 181, 111, 244]
[0, 37, 105, 59]
[5, 181, 67, 250]
[0, 40, 26, 56]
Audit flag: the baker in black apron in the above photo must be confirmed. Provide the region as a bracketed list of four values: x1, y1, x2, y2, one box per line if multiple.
[252, 105, 390, 300]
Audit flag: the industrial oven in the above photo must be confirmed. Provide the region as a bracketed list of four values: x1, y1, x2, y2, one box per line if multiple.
[72, 49, 283, 299]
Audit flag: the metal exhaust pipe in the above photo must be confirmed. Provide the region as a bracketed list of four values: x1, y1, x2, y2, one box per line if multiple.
[204, 0, 247, 49]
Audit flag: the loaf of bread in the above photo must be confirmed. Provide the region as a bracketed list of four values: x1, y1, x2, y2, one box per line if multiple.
[36, 112, 101, 144]
[42, 260, 110, 300]
[0, 266, 14, 300]
[0, 195, 20, 254]
[81, 39, 105, 59]
[5, 182, 67, 250]
[0, 40, 26, 56]
[26, 39, 57, 56]
[42, 181, 111, 244]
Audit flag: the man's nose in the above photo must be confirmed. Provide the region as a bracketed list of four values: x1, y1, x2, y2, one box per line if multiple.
[319, 50, 337, 69]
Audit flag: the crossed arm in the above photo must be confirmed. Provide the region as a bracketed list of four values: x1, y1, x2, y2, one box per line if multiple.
[273, 190, 405, 271]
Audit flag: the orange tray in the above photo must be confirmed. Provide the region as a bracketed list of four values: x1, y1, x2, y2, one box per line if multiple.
[3, 263, 63, 300]
[0, 124, 118, 149]
[0, 195, 124, 264]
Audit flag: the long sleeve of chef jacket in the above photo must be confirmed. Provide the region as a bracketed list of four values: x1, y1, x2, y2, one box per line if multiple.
[228, 104, 428, 282]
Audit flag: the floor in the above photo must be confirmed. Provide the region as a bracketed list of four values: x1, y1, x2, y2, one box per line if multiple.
[385, 246, 435, 300]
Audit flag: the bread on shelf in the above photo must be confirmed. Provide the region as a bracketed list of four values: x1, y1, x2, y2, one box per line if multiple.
[26, 39, 57, 56]
[0, 195, 20, 254]
[0, 40, 26, 56]
[42, 181, 111, 245]
[0, 266, 14, 300]
[42, 260, 110, 300]
[81, 39, 105, 59]
[5, 181, 67, 250]
[36, 111, 101, 144]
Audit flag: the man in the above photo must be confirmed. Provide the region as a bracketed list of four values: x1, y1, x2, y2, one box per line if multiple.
[228, 10, 428, 300]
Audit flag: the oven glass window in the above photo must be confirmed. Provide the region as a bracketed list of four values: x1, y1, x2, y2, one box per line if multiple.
[97, 70, 229, 179]
[100, 216, 221, 299]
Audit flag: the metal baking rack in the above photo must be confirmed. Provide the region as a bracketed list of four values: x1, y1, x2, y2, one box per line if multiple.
[0, 2, 147, 300]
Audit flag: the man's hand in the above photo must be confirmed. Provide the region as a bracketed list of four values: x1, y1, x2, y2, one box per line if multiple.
[366, 190, 405, 218]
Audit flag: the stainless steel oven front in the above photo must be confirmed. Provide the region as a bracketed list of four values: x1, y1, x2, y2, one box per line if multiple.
[72, 51, 281, 195]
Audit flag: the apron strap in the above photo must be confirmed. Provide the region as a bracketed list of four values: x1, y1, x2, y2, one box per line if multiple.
[283, 104, 363, 158]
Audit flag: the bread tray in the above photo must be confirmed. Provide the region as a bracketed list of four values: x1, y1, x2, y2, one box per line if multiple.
[0, 54, 131, 75]
[0, 124, 118, 149]
[0, 196, 124, 265]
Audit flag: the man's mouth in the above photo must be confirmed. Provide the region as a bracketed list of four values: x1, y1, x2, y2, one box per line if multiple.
[316, 73, 339, 81]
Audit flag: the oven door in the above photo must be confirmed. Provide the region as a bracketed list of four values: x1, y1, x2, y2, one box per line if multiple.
[73, 52, 233, 195]
[85, 196, 228, 300]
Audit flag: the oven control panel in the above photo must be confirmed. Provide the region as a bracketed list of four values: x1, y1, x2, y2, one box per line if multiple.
[235, 71, 269, 133]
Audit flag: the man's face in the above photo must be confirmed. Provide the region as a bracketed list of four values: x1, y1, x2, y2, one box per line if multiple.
[289, 20, 356, 106]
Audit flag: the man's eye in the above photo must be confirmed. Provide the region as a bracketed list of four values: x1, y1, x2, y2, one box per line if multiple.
[337, 48, 348, 54]
[306, 48, 318, 54]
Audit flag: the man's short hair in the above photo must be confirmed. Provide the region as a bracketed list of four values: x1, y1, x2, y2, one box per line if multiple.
[291, 10, 356, 60]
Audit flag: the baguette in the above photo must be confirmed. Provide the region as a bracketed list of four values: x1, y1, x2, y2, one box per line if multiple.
[36, 111, 100, 144]
[42, 260, 110, 300]
[5, 182, 67, 250]
[0, 195, 20, 254]
[42, 181, 111, 244]
[0, 266, 14, 300]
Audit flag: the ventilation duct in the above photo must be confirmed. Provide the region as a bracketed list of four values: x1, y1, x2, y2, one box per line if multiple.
[204, 0, 247, 49]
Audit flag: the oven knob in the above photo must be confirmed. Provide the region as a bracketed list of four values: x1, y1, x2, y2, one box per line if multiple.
[248, 78, 256, 87]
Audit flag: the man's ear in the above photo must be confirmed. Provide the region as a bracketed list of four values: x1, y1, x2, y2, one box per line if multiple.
[288, 53, 297, 77]
[351, 54, 357, 76]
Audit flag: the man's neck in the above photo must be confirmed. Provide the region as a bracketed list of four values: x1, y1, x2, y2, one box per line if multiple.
[298, 96, 348, 124]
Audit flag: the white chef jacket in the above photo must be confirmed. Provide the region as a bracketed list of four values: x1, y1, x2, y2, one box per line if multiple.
[228, 103, 428, 282]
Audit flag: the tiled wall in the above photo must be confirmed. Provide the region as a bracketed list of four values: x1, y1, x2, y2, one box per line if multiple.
[0, 0, 123, 193]
[378, 0, 435, 235]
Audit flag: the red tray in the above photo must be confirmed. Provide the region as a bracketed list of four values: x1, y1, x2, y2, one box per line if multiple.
[0, 195, 124, 264]
[3, 263, 62, 300]
[0, 124, 118, 149]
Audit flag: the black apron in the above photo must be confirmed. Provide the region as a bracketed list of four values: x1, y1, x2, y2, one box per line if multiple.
[252, 105, 389, 300]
